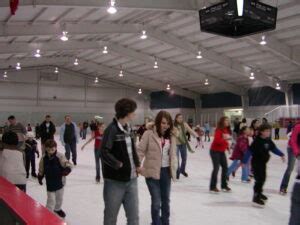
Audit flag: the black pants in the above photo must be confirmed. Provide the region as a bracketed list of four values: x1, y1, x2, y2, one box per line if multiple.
[25, 152, 36, 175]
[210, 151, 228, 190]
[252, 161, 266, 194]
[275, 128, 280, 140]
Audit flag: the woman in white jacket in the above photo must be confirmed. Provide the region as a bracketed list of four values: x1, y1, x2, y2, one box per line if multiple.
[137, 111, 178, 225]
[0, 131, 26, 192]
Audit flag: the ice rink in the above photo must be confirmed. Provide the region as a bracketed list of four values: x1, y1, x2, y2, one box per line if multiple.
[27, 135, 295, 225]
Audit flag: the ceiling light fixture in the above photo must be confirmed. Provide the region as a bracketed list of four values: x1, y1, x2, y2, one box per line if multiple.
[95, 77, 99, 83]
[54, 67, 59, 74]
[249, 72, 255, 80]
[3, 71, 8, 78]
[74, 58, 79, 66]
[107, 0, 117, 14]
[260, 35, 267, 45]
[119, 70, 124, 77]
[16, 62, 21, 70]
[138, 88, 142, 95]
[34, 49, 41, 58]
[60, 31, 69, 42]
[166, 84, 171, 91]
[102, 46, 108, 54]
[140, 30, 148, 40]
[204, 79, 209, 85]
[154, 59, 158, 69]
[276, 82, 281, 90]
[196, 51, 202, 59]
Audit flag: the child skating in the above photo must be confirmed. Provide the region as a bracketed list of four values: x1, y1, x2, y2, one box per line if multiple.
[243, 123, 285, 207]
[25, 132, 39, 178]
[38, 139, 72, 218]
[195, 126, 204, 149]
[227, 126, 250, 183]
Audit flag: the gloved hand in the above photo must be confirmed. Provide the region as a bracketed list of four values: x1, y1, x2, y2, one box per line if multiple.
[62, 167, 72, 176]
[38, 175, 43, 185]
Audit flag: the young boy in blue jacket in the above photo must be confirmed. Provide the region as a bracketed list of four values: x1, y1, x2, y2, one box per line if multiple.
[243, 123, 285, 207]
[38, 139, 72, 218]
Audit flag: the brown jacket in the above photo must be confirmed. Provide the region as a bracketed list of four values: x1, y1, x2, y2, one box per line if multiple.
[137, 126, 178, 180]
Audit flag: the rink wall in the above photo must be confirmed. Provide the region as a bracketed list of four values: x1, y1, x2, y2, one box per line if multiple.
[0, 69, 150, 125]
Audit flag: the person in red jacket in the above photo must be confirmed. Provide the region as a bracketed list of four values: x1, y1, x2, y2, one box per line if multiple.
[81, 122, 105, 183]
[209, 116, 232, 193]
[288, 122, 300, 225]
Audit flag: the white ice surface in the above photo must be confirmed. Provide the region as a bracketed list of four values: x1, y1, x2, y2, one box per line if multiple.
[26, 135, 295, 225]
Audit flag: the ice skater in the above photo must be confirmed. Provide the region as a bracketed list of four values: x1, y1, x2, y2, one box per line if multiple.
[101, 98, 140, 225]
[279, 129, 297, 195]
[38, 139, 72, 218]
[209, 116, 232, 193]
[243, 123, 285, 207]
[59, 115, 79, 165]
[81, 122, 105, 183]
[194, 125, 204, 149]
[0, 131, 27, 192]
[227, 126, 250, 183]
[288, 122, 300, 225]
[25, 132, 39, 178]
[204, 121, 211, 142]
[137, 111, 178, 225]
[174, 114, 200, 179]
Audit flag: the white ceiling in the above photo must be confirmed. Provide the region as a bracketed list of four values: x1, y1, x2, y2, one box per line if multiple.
[0, 0, 299, 96]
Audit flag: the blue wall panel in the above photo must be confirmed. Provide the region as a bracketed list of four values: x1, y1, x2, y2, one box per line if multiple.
[293, 84, 300, 104]
[150, 91, 195, 109]
[201, 92, 242, 108]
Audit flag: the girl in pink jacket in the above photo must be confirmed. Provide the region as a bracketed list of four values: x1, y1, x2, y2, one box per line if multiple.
[227, 126, 251, 183]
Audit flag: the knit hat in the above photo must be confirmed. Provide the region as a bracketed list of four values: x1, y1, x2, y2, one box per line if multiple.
[27, 132, 34, 138]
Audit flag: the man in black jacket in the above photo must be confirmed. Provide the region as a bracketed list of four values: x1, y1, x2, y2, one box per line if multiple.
[39, 115, 56, 154]
[101, 98, 140, 225]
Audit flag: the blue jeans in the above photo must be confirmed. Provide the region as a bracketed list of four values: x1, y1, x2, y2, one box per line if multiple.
[227, 160, 249, 181]
[177, 144, 187, 176]
[64, 140, 77, 163]
[146, 168, 171, 225]
[289, 182, 300, 225]
[103, 178, 139, 225]
[94, 149, 101, 178]
[280, 147, 296, 190]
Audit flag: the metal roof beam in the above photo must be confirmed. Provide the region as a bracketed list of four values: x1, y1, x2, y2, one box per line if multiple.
[0, 0, 205, 11]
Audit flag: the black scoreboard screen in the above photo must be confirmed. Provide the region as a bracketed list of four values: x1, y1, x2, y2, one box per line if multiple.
[199, 0, 277, 38]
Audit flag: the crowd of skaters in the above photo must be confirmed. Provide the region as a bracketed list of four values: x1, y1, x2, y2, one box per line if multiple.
[0, 99, 299, 225]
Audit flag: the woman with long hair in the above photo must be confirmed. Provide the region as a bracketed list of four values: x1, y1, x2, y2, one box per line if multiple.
[174, 114, 199, 179]
[137, 111, 178, 225]
[209, 116, 232, 193]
